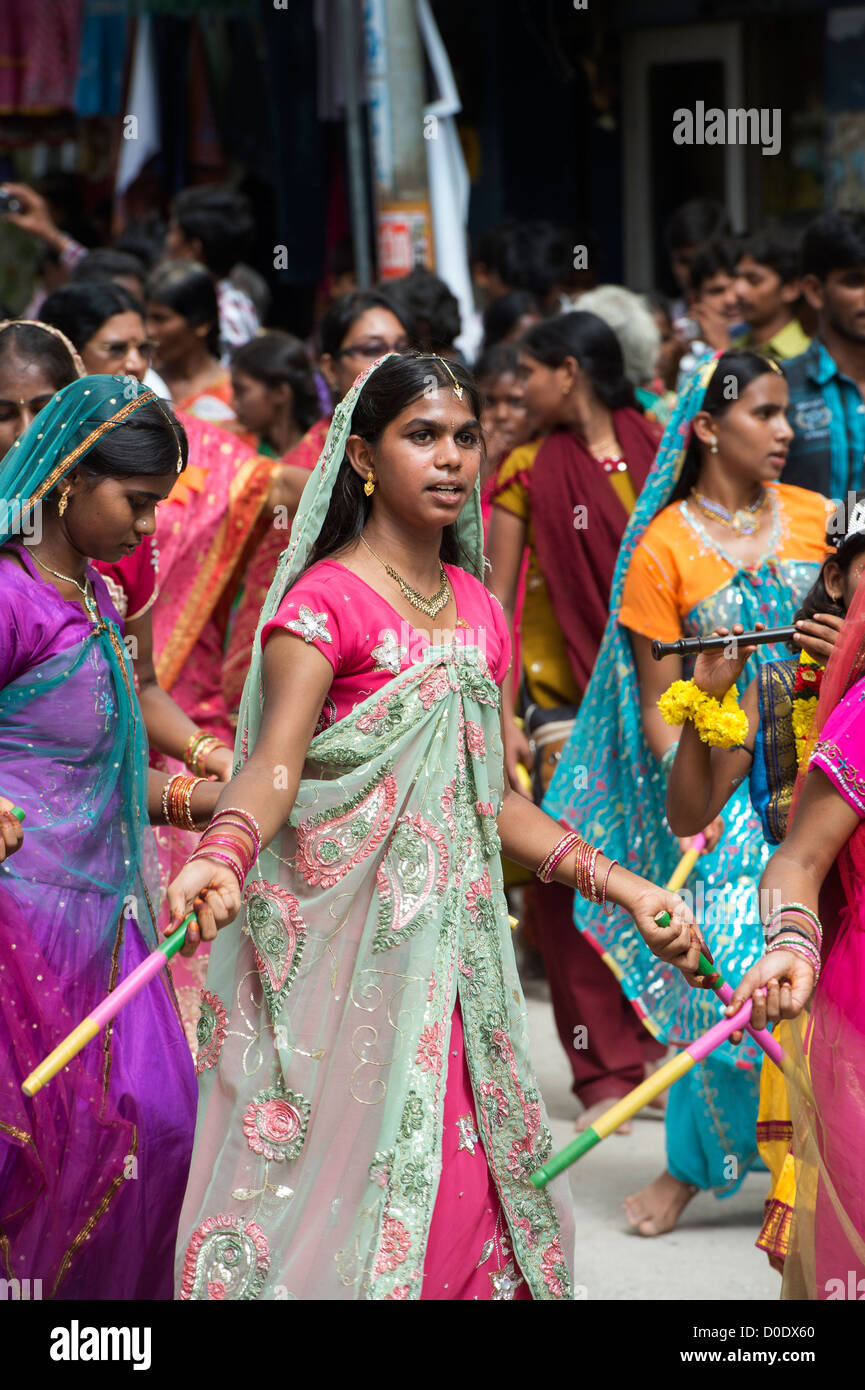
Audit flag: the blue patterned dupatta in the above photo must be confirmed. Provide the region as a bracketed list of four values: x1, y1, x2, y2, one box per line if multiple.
[543, 360, 808, 1066]
[176, 358, 573, 1301]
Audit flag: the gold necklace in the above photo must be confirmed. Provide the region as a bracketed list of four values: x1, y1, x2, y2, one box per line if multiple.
[690, 488, 768, 536]
[360, 535, 451, 619]
[30, 552, 99, 621]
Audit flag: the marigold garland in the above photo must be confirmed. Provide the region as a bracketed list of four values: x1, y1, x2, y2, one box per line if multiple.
[791, 650, 823, 770]
[657, 678, 749, 749]
[791, 697, 818, 767]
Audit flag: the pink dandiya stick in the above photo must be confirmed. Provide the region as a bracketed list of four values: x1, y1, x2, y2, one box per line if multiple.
[21, 914, 196, 1097]
[661, 832, 785, 1068]
[531, 997, 755, 1186]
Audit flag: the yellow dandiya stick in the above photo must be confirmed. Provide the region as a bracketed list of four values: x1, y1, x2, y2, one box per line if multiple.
[21, 913, 197, 1097]
[531, 996, 755, 1186]
[665, 831, 706, 893]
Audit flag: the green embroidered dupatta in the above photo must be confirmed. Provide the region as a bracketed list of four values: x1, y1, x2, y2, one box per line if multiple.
[176, 358, 573, 1301]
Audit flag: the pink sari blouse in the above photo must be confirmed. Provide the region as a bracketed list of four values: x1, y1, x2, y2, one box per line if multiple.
[262, 559, 512, 728]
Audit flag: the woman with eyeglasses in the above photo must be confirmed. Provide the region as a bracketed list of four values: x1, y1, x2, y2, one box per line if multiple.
[39, 280, 155, 384]
[222, 290, 414, 717]
[318, 289, 413, 400]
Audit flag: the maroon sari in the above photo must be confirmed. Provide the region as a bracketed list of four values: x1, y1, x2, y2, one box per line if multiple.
[529, 409, 661, 691]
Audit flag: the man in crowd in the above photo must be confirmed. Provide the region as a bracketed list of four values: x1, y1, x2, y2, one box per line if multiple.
[732, 229, 810, 361]
[164, 185, 262, 357]
[783, 209, 865, 499]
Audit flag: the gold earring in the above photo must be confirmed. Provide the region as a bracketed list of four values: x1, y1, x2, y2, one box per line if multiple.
[58, 485, 70, 516]
[363, 469, 376, 497]
[561, 384, 571, 396]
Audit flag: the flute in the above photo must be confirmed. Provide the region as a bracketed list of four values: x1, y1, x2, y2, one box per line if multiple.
[652, 625, 796, 661]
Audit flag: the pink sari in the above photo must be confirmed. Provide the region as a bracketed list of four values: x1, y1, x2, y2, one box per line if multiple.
[222, 416, 330, 715]
[253, 560, 533, 1298]
[151, 414, 275, 1047]
[789, 674, 865, 1298]
[780, 576, 865, 1299]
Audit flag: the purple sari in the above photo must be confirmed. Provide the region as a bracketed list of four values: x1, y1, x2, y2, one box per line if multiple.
[0, 549, 195, 1299]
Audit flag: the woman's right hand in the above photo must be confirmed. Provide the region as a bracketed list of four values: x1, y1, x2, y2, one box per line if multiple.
[166, 857, 243, 957]
[691, 623, 763, 700]
[504, 715, 534, 798]
[725, 949, 815, 1040]
[0, 796, 23, 864]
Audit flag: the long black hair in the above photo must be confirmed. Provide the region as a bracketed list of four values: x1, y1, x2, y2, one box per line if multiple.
[667, 350, 782, 505]
[790, 492, 865, 641]
[76, 398, 189, 484]
[231, 332, 320, 434]
[307, 354, 483, 577]
[146, 260, 220, 358]
[520, 311, 636, 411]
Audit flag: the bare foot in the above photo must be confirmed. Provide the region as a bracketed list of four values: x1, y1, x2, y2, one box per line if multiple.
[623, 1170, 698, 1236]
[576, 1098, 631, 1136]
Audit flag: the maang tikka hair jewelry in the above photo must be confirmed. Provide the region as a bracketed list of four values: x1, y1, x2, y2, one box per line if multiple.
[433, 354, 463, 401]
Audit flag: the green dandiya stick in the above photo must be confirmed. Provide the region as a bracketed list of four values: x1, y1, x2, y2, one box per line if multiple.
[530, 994, 755, 1187]
[22, 913, 197, 1096]
[528, 915, 788, 1188]
[655, 911, 784, 1067]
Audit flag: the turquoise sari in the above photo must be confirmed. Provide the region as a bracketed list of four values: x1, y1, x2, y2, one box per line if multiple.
[544, 361, 822, 1194]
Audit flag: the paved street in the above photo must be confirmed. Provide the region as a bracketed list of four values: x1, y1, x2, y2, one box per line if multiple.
[524, 981, 781, 1302]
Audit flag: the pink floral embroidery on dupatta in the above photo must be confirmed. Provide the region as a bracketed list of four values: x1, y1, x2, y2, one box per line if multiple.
[489, 1029, 543, 1181]
[480, 1080, 509, 1125]
[295, 772, 397, 888]
[195, 990, 228, 1075]
[418, 664, 452, 709]
[415, 1020, 444, 1075]
[179, 1214, 271, 1300]
[242, 1085, 310, 1162]
[465, 719, 486, 758]
[373, 1217, 411, 1275]
[465, 870, 494, 926]
[541, 1237, 567, 1298]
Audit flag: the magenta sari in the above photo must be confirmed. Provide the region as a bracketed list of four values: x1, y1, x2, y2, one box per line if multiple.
[791, 672, 865, 1298]
[150, 415, 275, 1046]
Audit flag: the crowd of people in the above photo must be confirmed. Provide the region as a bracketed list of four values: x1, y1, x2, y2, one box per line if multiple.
[1, 179, 865, 1301]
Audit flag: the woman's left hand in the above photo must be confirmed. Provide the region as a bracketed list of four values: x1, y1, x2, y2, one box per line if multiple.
[627, 885, 711, 986]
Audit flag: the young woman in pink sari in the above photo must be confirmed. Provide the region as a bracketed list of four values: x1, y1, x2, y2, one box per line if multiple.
[164, 352, 701, 1300]
[727, 539, 865, 1298]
